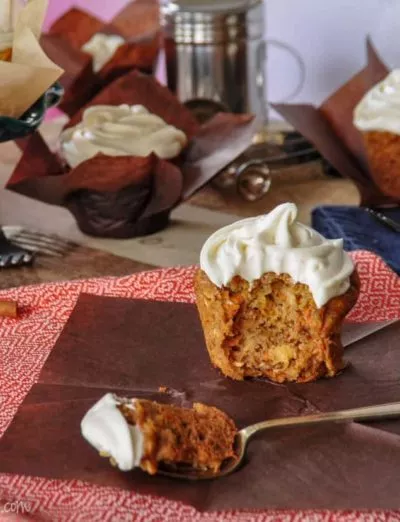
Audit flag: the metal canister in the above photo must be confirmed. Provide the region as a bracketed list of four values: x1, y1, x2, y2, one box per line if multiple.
[161, 0, 266, 122]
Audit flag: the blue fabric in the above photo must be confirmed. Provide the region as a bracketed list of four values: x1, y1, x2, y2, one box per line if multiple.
[311, 206, 400, 275]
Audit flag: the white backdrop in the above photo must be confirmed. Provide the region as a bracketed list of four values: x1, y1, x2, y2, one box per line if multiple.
[45, 0, 400, 116]
[266, 0, 399, 110]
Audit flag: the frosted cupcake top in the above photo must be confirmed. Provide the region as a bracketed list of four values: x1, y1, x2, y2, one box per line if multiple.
[199, 203, 354, 308]
[60, 104, 188, 168]
[81, 393, 143, 471]
[82, 33, 125, 72]
[354, 70, 400, 134]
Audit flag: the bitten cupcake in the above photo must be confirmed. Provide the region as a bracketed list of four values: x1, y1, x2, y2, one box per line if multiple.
[354, 69, 400, 198]
[194, 203, 360, 384]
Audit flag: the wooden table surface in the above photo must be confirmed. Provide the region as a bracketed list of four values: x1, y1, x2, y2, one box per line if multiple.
[0, 119, 360, 290]
[0, 245, 154, 291]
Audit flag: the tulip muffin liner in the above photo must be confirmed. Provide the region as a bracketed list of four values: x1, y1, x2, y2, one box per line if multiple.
[41, 0, 161, 117]
[273, 38, 399, 206]
[7, 71, 258, 238]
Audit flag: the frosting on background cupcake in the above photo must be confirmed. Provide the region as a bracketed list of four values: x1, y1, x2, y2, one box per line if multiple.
[82, 33, 125, 73]
[354, 70, 400, 134]
[60, 104, 188, 167]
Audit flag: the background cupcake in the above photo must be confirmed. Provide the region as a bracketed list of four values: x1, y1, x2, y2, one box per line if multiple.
[7, 69, 257, 239]
[42, 2, 161, 116]
[354, 69, 400, 199]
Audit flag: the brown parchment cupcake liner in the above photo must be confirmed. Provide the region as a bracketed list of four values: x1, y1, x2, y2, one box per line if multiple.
[43, 2, 161, 116]
[66, 156, 181, 239]
[7, 72, 257, 238]
[8, 128, 182, 238]
[111, 0, 160, 40]
[65, 70, 200, 140]
[272, 37, 399, 207]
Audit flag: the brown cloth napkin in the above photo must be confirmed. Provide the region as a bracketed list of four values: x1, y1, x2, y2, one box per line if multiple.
[1, 294, 400, 511]
[272, 38, 398, 207]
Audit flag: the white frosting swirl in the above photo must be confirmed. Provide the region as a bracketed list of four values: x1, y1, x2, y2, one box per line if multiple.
[82, 33, 125, 73]
[60, 104, 188, 168]
[81, 393, 143, 471]
[354, 70, 400, 134]
[200, 203, 354, 308]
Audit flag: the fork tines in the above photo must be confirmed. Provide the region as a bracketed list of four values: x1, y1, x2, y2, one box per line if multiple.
[3, 228, 78, 258]
[0, 251, 34, 268]
[0, 231, 34, 268]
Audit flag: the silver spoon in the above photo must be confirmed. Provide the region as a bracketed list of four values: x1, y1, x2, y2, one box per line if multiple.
[158, 401, 400, 481]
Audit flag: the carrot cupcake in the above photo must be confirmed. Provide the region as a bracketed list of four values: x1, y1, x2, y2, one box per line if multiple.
[194, 203, 360, 383]
[354, 69, 400, 198]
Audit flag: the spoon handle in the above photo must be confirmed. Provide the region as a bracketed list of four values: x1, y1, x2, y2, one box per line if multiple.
[244, 402, 400, 440]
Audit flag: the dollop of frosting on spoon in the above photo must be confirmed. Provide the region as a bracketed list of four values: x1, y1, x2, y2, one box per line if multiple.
[81, 393, 143, 471]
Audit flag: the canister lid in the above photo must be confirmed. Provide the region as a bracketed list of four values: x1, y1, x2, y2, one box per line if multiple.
[166, 0, 262, 15]
[162, 0, 264, 43]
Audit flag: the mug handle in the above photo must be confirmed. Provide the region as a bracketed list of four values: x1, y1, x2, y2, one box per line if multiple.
[256, 39, 306, 111]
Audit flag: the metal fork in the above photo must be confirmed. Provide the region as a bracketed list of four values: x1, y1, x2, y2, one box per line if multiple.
[2, 226, 78, 258]
[158, 401, 400, 481]
[0, 229, 34, 268]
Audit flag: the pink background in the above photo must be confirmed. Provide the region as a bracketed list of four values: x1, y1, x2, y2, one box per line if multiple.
[44, 0, 167, 106]
[44, 0, 131, 29]
[44, 0, 400, 115]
